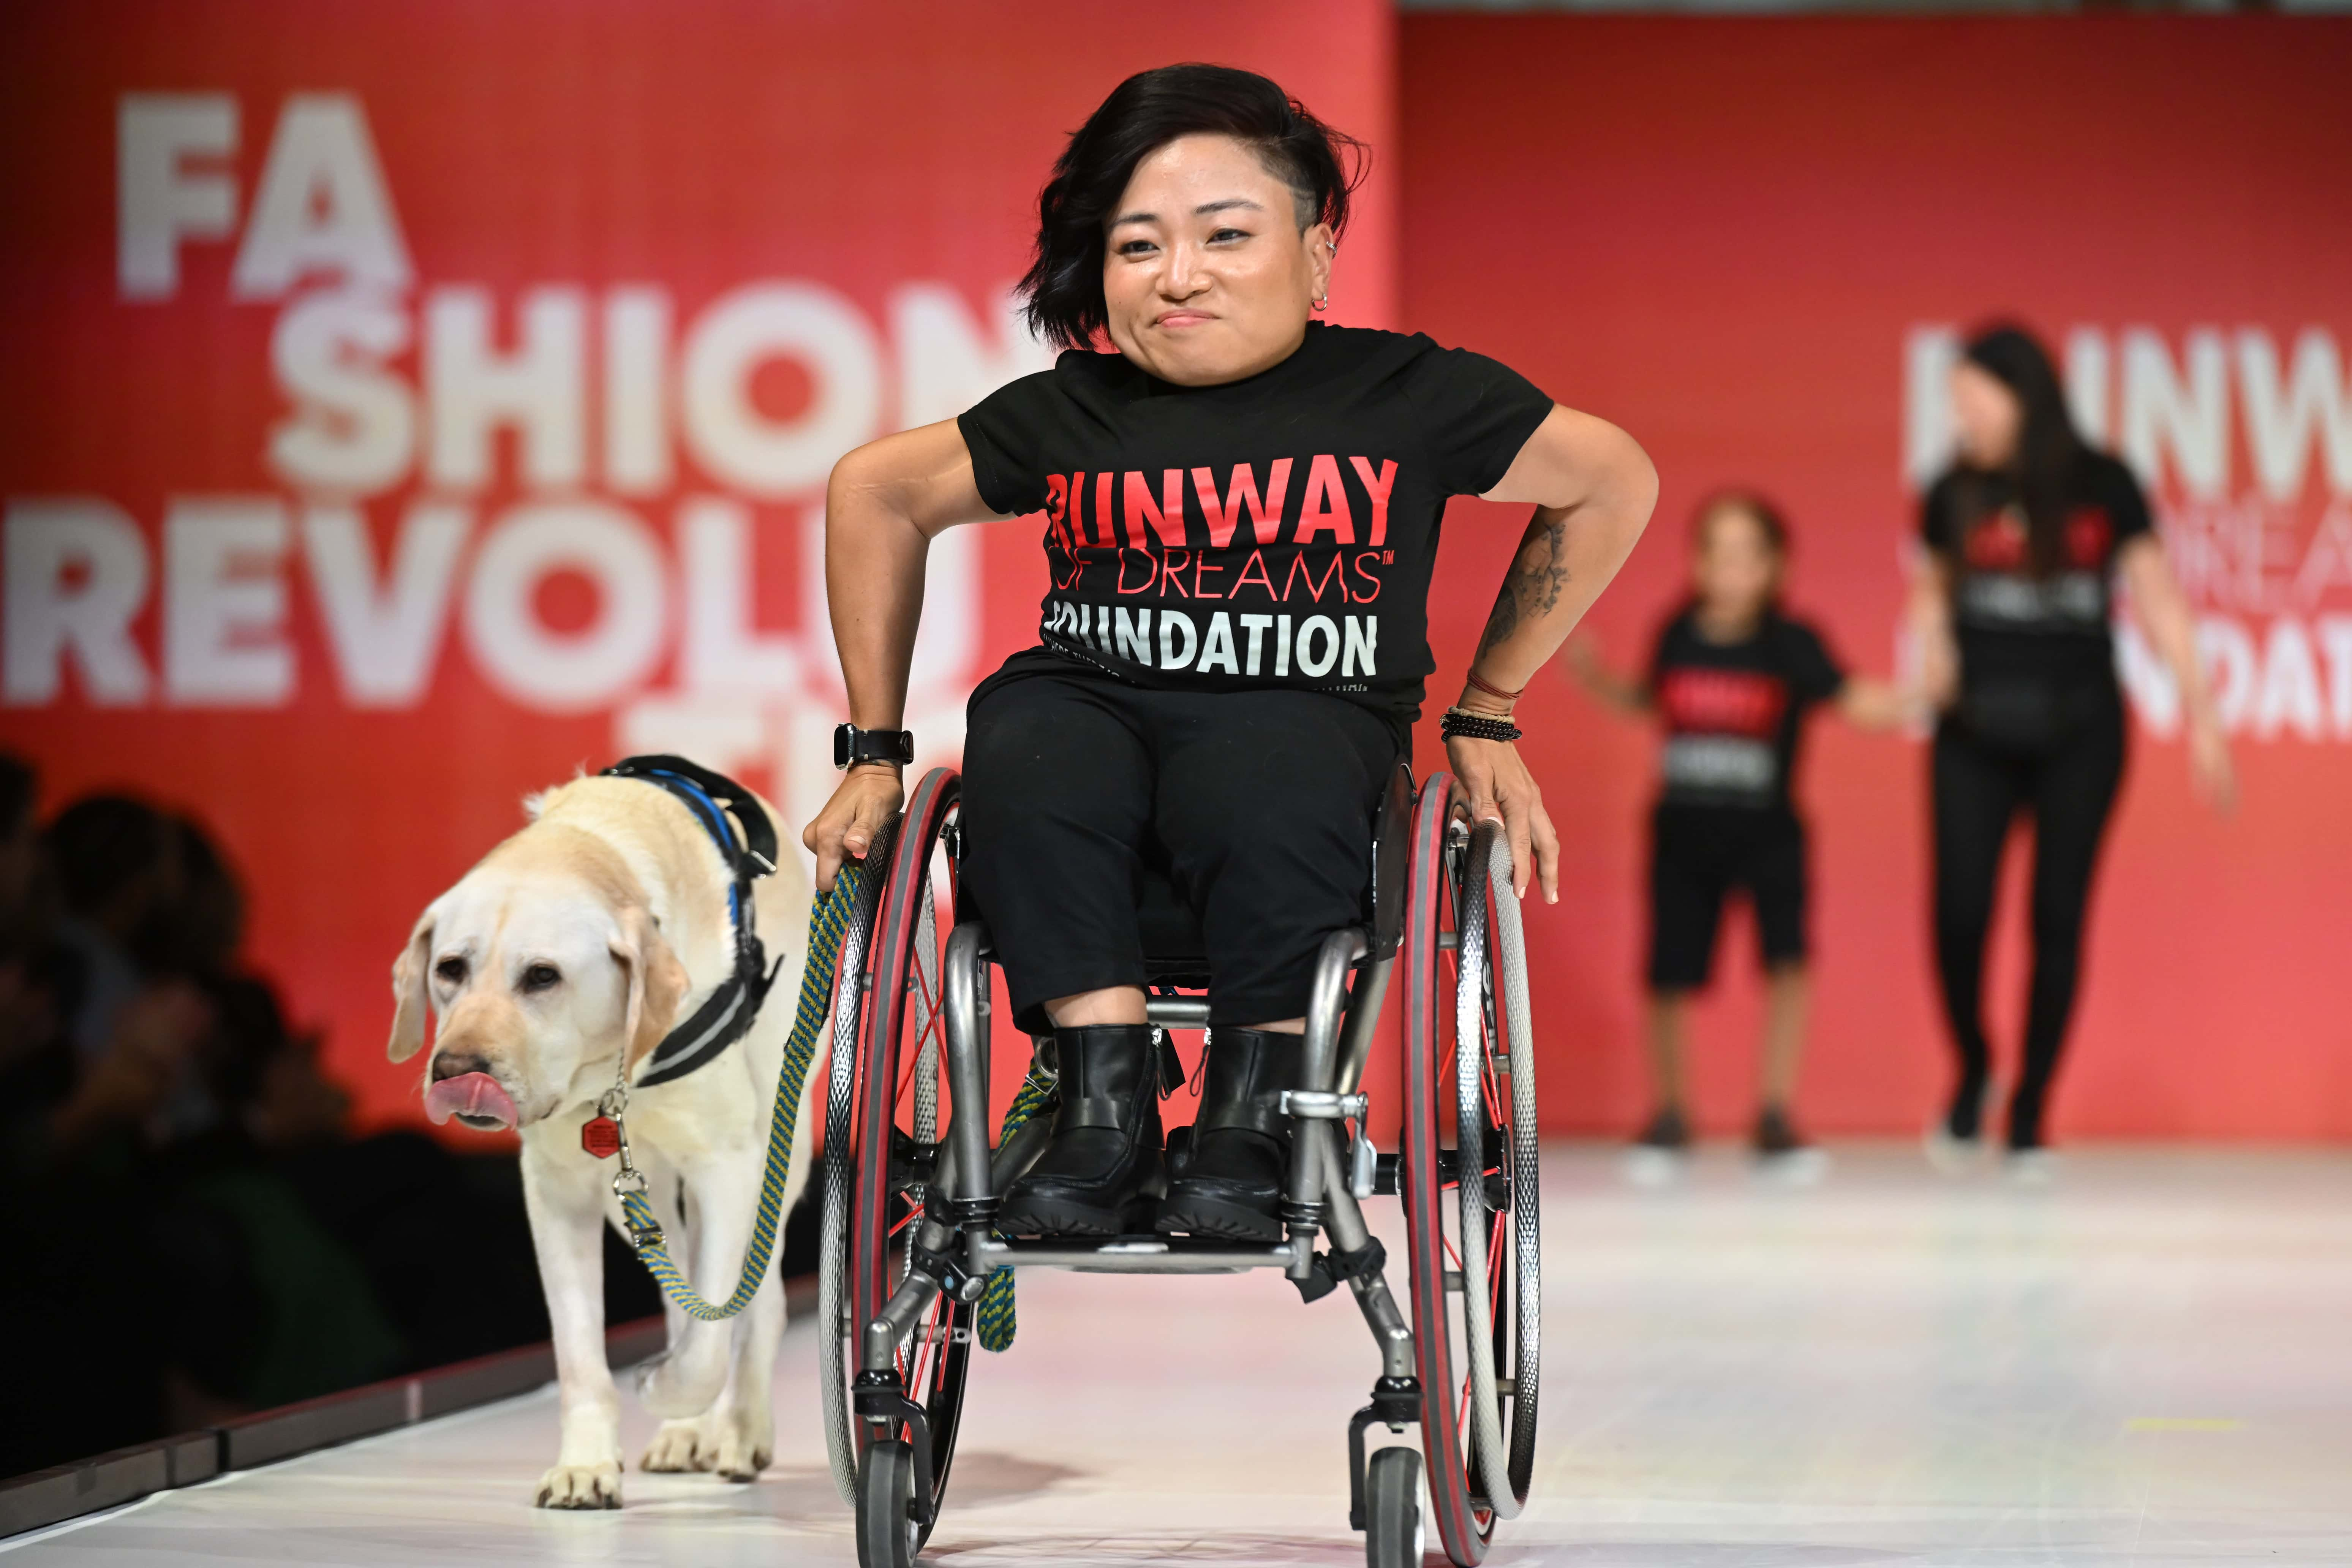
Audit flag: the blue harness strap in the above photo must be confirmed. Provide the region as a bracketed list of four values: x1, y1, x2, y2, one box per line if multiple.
[599, 755, 781, 1088]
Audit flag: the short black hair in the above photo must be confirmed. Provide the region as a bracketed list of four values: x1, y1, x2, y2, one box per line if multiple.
[1018, 63, 1366, 352]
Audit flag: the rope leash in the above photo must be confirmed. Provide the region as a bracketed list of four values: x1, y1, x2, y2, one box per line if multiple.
[974, 1066, 1056, 1353]
[598, 853, 1052, 1347]
[603, 864, 861, 1321]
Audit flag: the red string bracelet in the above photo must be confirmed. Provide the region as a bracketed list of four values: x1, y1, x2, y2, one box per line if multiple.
[1464, 668, 1525, 705]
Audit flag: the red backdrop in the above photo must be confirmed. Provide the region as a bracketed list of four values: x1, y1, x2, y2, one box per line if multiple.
[5, 6, 2347, 1142]
[1403, 15, 2352, 1139]
[0, 0, 1396, 1133]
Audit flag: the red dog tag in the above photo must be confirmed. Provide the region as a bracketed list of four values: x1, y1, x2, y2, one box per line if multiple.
[581, 1115, 622, 1159]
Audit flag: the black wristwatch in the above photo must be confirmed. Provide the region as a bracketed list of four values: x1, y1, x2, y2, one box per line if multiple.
[834, 723, 914, 770]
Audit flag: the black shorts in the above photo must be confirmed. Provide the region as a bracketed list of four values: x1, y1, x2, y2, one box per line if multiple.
[1646, 802, 1809, 991]
[959, 661, 1400, 1034]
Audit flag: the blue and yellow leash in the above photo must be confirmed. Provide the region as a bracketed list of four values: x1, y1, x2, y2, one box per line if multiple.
[602, 863, 860, 1322]
[973, 1067, 1055, 1352]
[601, 859, 1041, 1349]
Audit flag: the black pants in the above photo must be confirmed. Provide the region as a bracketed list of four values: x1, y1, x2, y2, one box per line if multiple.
[1647, 804, 1808, 991]
[960, 666, 1399, 1033]
[1930, 694, 2125, 1149]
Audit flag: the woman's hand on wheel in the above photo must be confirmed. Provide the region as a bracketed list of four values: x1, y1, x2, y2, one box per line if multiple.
[803, 764, 904, 893]
[1445, 735, 1560, 904]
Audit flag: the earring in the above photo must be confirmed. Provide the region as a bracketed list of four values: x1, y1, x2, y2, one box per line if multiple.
[1314, 294, 1330, 312]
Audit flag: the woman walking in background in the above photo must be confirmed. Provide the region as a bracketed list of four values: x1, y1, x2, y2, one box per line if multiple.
[1909, 325, 2233, 1181]
[1572, 492, 1913, 1180]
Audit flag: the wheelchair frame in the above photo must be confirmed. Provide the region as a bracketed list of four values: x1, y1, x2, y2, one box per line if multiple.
[819, 766, 1540, 1567]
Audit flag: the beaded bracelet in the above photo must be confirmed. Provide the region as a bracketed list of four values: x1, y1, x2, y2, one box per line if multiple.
[1439, 707, 1523, 743]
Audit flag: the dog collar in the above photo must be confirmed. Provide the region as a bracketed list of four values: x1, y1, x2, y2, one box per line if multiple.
[599, 755, 782, 1089]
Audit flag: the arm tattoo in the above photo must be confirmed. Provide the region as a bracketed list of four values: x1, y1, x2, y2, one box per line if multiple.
[1477, 515, 1570, 658]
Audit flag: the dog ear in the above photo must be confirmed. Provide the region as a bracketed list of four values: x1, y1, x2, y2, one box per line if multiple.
[388, 907, 435, 1062]
[610, 905, 689, 1072]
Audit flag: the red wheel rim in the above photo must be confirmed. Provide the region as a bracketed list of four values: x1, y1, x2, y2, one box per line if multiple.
[845, 768, 971, 1495]
[1399, 771, 1496, 1565]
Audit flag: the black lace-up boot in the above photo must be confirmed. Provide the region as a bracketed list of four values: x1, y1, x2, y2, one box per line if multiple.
[995, 1024, 1165, 1238]
[1157, 1027, 1304, 1242]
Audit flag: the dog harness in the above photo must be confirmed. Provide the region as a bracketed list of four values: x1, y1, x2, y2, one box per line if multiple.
[599, 754, 783, 1089]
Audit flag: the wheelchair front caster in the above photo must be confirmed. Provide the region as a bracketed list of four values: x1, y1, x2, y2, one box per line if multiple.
[857, 1439, 922, 1568]
[1365, 1446, 1425, 1568]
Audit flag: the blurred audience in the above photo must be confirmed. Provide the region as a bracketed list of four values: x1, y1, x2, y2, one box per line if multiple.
[0, 757, 656, 1477]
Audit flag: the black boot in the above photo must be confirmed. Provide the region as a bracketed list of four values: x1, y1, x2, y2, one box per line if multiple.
[996, 1024, 1165, 1238]
[1157, 1028, 1304, 1242]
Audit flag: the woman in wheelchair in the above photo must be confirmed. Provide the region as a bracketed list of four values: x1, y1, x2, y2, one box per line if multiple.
[806, 64, 1655, 1242]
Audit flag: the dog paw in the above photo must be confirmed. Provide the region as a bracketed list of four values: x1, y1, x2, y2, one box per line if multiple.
[639, 1421, 712, 1474]
[711, 1431, 770, 1484]
[534, 1462, 622, 1510]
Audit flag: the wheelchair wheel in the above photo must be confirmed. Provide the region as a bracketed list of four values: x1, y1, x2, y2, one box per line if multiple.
[857, 1438, 920, 1568]
[1398, 774, 1543, 1566]
[820, 768, 973, 1530]
[1364, 1446, 1426, 1568]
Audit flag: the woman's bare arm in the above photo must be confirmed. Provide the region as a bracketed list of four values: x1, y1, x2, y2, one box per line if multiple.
[1474, 406, 1658, 688]
[804, 420, 1007, 889]
[1451, 405, 1659, 902]
[1904, 550, 1960, 713]
[2117, 534, 2236, 814]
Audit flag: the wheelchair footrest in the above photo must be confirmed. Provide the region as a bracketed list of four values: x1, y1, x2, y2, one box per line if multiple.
[978, 1235, 1299, 1275]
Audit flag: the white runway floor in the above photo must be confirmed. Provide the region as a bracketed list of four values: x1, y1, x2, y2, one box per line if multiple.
[11, 1144, 2352, 1566]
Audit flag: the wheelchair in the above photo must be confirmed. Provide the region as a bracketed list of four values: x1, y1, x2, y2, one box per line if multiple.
[817, 763, 1541, 1567]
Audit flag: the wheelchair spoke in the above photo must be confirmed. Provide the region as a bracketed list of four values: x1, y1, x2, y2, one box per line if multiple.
[907, 1290, 946, 1391]
[1489, 1213, 1507, 1319]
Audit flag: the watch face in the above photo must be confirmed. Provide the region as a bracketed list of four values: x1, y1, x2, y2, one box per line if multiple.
[833, 723, 852, 768]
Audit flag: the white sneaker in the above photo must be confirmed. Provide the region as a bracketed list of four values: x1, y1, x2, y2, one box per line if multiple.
[2005, 1148, 2062, 1187]
[1922, 1125, 1983, 1176]
[1755, 1146, 1830, 1187]
[1623, 1145, 1689, 1188]
[1924, 1078, 2004, 1176]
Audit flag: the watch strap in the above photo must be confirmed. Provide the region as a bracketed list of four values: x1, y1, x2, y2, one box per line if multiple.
[834, 723, 915, 769]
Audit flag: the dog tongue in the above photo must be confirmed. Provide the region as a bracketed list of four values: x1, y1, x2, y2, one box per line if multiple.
[424, 1071, 518, 1130]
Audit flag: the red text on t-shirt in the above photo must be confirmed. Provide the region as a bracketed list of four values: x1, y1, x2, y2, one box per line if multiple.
[1658, 668, 1787, 739]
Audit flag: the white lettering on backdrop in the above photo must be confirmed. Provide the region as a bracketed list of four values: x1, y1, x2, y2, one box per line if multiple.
[9, 90, 1056, 869]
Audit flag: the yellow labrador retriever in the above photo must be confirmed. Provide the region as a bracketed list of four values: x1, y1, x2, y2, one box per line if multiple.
[387, 760, 812, 1508]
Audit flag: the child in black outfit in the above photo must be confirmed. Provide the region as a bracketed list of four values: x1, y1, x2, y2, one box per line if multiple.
[1570, 492, 1915, 1176]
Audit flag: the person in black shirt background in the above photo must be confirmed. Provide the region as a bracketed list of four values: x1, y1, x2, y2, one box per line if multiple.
[804, 65, 1656, 1240]
[1572, 493, 1914, 1177]
[1905, 325, 2233, 1181]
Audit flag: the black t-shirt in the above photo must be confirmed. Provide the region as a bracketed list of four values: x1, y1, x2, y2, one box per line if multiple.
[957, 322, 1555, 728]
[1646, 607, 1846, 812]
[1919, 450, 2153, 692]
